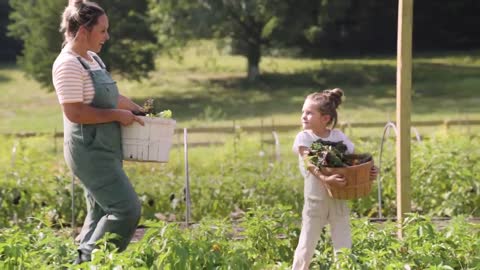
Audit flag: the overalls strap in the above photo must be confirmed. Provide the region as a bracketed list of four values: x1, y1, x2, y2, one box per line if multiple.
[76, 57, 91, 70]
[76, 55, 106, 70]
[92, 55, 106, 69]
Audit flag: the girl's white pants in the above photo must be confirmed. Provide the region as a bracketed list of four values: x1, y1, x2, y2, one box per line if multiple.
[292, 197, 351, 270]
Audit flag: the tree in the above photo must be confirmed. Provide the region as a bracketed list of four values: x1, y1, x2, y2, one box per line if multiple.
[96, 0, 157, 80]
[295, 0, 480, 56]
[9, 0, 64, 88]
[413, 0, 480, 51]
[0, 0, 21, 62]
[8, 0, 156, 91]
[207, 0, 289, 81]
[284, 0, 397, 57]
[148, 0, 212, 55]
[148, 0, 291, 81]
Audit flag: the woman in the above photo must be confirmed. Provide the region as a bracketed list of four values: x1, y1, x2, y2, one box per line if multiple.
[52, 0, 144, 264]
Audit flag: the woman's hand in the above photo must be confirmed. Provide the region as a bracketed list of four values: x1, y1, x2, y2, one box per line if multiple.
[370, 165, 379, 181]
[131, 106, 146, 116]
[116, 109, 144, 126]
[118, 95, 145, 114]
[131, 103, 145, 115]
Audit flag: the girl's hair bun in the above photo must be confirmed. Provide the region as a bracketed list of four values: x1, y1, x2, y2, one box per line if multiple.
[323, 88, 344, 109]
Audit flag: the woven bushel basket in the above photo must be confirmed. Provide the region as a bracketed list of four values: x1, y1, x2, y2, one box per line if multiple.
[320, 154, 373, 200]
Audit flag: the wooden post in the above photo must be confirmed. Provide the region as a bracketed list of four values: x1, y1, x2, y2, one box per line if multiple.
[396, 0, 413, 238]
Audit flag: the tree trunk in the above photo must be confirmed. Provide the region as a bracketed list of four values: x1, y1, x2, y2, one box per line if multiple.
[246, 41, 261, 81]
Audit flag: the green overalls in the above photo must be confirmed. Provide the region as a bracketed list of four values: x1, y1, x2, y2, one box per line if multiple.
[63, 55, 141, 257]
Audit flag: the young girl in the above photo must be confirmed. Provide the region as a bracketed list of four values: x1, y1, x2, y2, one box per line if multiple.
[291, 88, 377, 269]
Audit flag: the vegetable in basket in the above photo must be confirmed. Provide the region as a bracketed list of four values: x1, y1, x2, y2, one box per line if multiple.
[308, 139, 372, 168]
[140, 98, 173, 118]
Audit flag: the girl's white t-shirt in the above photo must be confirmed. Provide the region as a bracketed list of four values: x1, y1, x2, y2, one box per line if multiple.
[292, 129, 354, 200]
[52, 48, 103, 105]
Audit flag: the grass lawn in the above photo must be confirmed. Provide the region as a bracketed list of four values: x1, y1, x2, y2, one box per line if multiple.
[1, 41, 479, 133]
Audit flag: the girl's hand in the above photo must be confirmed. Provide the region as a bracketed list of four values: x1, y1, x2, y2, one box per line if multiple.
[370, 165, 379, 181]
[324, 174, 347, 187]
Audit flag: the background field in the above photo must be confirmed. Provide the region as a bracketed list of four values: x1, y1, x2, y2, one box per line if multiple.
[1, 41, 480, 134]
[1, 42, 479, 268]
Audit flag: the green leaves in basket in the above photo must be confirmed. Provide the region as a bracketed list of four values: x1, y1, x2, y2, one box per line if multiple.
[142, 98, 173, 118]
[308, 139, 348, 168]
[156, 109, 172, 118]
[143, 98, 155, 114]
[308, 139, 373, 168]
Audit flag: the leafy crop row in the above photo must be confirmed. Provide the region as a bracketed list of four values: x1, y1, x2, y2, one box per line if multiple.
[0, 209, 478, 269]
[0, 132, 478, 227]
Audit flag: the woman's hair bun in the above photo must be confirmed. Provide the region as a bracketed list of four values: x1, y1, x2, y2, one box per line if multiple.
[60, 0, 104, 45]
[69, 0, 85, 7]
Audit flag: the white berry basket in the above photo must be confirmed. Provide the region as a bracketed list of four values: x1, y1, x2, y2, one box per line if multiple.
[121, 116, 176, 162]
